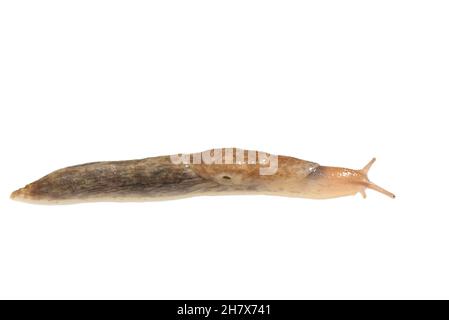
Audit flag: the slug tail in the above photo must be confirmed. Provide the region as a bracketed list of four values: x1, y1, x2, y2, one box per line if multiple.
[10, 184, 36, 202]
[10, 188, 22, 200]
[359, 158, 395, 199]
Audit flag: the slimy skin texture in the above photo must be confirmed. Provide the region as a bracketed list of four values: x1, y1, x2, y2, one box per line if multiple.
[10, 148, 395, 204]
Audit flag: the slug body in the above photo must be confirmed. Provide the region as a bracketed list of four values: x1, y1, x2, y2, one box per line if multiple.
[11, 148, 395, 204]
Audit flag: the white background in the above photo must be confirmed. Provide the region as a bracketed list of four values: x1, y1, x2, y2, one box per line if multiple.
[1, 1, 448, 299]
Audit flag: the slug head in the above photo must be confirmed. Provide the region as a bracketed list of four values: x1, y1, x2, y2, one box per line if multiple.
[306, 158, 395, 199]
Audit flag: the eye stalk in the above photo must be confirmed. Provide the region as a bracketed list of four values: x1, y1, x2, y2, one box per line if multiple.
[359, 158, 396, 199]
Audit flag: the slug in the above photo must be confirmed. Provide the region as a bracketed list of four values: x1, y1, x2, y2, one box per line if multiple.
[10, 148, 395, 204]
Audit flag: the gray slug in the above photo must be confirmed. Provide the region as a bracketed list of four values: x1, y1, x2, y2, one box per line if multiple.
[11, 148, 395, 204]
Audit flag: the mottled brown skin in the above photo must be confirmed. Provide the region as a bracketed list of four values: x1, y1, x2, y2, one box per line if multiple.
[10, 148, 395, 204]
